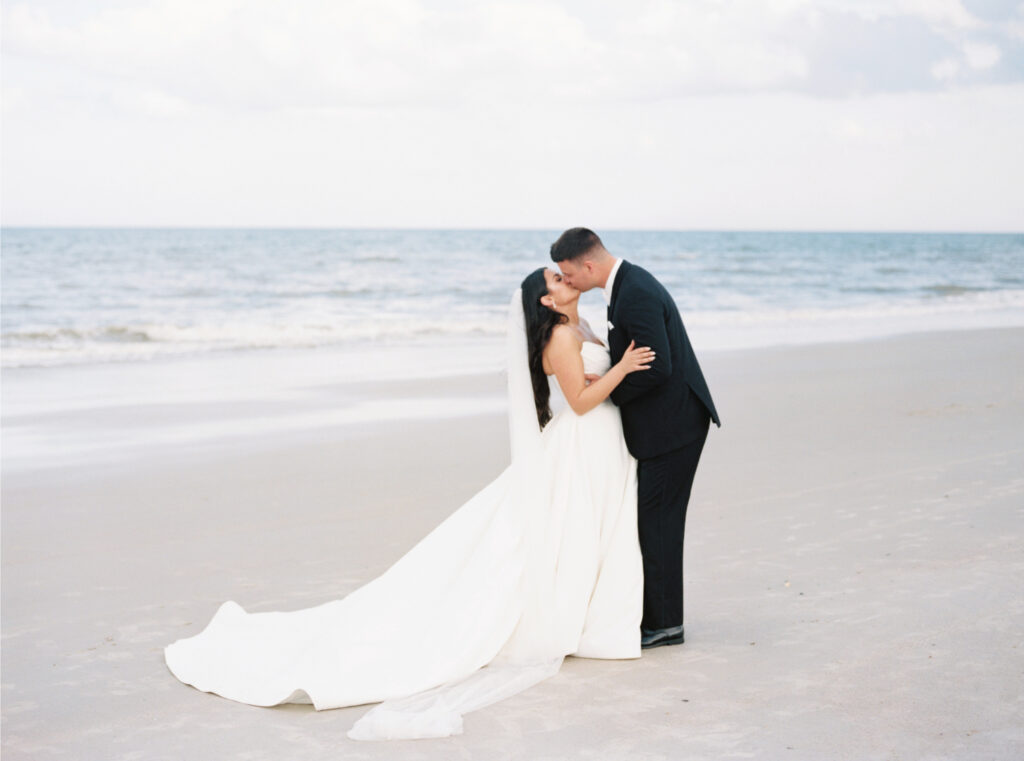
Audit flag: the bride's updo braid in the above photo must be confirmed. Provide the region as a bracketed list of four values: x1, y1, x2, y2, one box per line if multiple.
[520, 267, 568, 431]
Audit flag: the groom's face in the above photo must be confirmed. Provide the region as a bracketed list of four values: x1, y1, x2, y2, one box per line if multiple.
[556, 257, 598, 292]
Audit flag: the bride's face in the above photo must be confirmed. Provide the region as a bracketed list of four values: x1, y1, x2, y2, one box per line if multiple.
[541, 268, 579, 310]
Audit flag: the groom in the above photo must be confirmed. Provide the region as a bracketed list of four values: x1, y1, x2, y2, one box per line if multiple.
[551, 228, 720, 649]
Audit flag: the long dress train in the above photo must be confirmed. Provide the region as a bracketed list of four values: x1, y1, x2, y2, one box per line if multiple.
[164, 341, 642, 739]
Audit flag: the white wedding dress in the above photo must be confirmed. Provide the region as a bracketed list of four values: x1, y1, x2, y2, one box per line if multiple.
[164, 336, 642, 740]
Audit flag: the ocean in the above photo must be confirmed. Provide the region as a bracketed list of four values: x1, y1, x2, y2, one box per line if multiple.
[3, 228, 1023, 370]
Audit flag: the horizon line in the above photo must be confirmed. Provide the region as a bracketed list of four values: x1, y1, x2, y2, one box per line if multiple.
[2, 225, 1022, 235]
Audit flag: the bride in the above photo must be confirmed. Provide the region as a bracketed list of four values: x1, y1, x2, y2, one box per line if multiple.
[164, 267, 655, 740]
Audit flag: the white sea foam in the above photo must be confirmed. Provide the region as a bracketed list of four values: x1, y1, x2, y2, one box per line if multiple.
[0, 317, 507, 367]
[685, 288, 1024, 350]
[4, 287, 1022, 367]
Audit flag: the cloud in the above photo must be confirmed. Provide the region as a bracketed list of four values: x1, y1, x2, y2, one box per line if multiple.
[4, 0, 1023, 120]
[931, 57, 962, 79]
[963, 40, 1003, 66]
[823, 0, 982, 29]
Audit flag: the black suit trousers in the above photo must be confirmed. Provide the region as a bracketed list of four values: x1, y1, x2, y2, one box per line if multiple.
[636, 408, 710, 631]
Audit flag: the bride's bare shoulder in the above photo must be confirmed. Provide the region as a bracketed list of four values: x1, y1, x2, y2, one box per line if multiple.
[547, 324, 581, 350]
[542, 325, 581, 373]
[540, 325, 581, 376]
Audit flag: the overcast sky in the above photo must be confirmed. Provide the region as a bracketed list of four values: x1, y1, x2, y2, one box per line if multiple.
[2, 0, 1023, 230]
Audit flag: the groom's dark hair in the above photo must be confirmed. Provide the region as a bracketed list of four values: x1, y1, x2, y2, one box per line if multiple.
[550, 227, 604, 262]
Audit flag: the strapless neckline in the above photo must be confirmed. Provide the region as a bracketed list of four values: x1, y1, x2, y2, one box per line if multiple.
[580, 341, 611, 377]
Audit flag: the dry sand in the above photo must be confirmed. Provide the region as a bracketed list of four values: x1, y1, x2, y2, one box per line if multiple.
[3, 328, 1023, 760]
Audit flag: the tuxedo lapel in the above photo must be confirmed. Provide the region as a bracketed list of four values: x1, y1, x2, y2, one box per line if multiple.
[606, 260, 631, 359]
[608, 260, 630, 322]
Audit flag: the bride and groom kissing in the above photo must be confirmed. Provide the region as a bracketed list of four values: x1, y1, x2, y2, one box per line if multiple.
[165, 227, 720, 740]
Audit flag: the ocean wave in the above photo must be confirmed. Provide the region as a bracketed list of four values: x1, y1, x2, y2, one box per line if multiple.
[646, 251, 700, 262]
[838, 285, 906, 295]
[921, 284, 992, 296]
[322, 288, 375, 298]
[352, 254, 402, 263]
[0, 318, 508, 367]
[3, 326, 155, 344]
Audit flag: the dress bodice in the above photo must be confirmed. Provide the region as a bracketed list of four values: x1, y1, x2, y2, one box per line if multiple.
[550, 341, 612, 409]
[580, 341, 611, 376]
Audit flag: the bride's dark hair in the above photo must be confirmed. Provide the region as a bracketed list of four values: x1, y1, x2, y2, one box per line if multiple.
[521, 267, 568, 431]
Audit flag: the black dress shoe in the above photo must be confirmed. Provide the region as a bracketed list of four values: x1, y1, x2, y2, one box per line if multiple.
[641, 625, 685, 649]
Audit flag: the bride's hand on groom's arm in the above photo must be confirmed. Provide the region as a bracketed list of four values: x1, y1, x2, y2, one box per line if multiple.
[584, 341, 652, 384]
[615, 340, 657, 375]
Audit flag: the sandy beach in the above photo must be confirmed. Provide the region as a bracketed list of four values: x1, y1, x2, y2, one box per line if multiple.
[2, 327, 1023, 760]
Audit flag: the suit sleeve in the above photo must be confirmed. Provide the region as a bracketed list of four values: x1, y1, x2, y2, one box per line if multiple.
[609, 295, 673, 406]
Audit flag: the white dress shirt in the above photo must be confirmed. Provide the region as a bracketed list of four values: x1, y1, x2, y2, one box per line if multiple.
[602, 258, 624, 306]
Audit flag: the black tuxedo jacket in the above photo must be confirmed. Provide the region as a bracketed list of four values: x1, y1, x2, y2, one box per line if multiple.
[607, 260, 720, 460]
